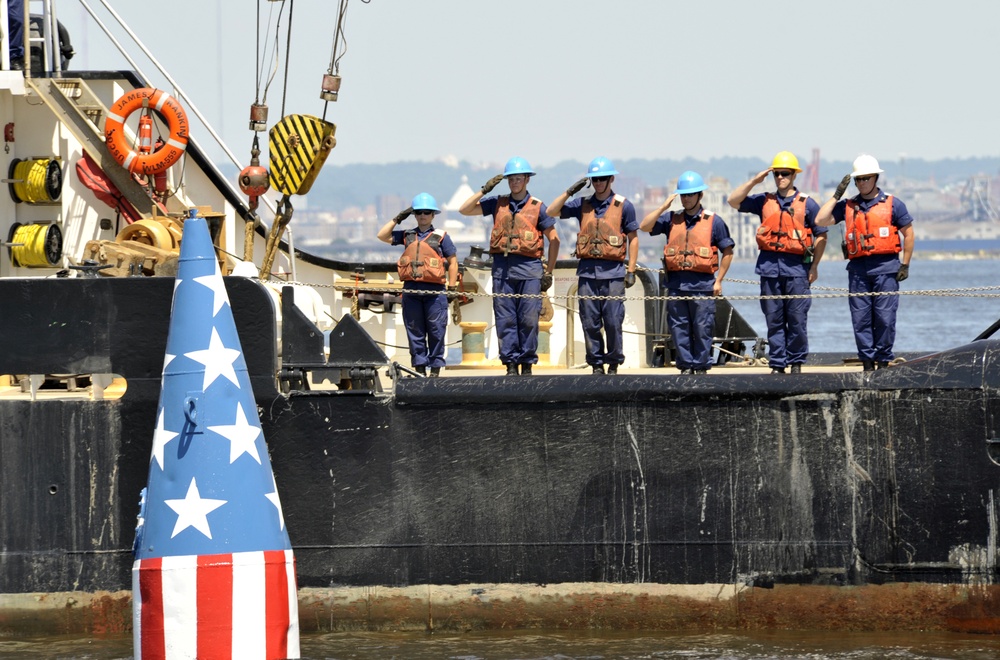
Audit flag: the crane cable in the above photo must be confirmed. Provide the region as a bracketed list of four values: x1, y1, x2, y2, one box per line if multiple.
[255, 0, 286, 107]
[322, 0, 370, 122]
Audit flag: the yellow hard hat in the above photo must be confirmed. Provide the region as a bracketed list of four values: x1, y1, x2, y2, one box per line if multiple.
[770, 151, 801, 172]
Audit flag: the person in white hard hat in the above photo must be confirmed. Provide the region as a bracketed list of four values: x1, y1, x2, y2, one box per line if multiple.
[817, 154, 914, 371]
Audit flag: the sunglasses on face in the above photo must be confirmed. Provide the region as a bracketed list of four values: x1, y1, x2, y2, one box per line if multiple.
[772, 170, 794, 178]
[591, 176, 611, 183]
[855, 175, 875, 183]
[414, 210, 434, 216]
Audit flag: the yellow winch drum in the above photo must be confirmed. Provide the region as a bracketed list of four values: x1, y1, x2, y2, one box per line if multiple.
[7, 158, 63, 204]
[7, 222, 64, 268]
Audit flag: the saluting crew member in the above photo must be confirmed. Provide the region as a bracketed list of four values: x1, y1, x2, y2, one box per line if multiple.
[728, 151, 828, 374]
[816, 154, 914, 371]
[459, 157, 559, 376]
[640, 171, 734, 374]
[548, 157, 639, 374]
[378, 193, 458, 377]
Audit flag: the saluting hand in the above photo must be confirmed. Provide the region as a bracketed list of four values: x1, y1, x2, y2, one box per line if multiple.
[392, 207, 413, 224]
[566, 177, 589, 197]
[481, 174, 504, 195]
[833, 174, 852, 200]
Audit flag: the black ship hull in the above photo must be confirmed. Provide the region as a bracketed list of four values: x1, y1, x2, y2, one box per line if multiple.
[2, 277, 1000, 632]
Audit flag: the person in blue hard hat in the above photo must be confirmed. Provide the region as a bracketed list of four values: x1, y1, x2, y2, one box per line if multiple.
[378, 193, 459, 377]
[459, 157, 560, 376]
[816, 154, 914, 371]
[640, 171, 734, 374]
[548, 157, 639, 374]
[727, 151, 828, 374]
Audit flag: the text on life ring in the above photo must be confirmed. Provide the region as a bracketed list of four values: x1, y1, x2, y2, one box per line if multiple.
[104, 88, 189, 176]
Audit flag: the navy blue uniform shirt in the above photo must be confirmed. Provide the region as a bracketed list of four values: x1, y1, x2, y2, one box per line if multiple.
[560, 193, 639, 280]
[832, 190, 913, 276]
[391, 225, 457, 290]
[480, 193, 555, 281]
[739, 190, 827, 279]
[649, 211, 735, 292]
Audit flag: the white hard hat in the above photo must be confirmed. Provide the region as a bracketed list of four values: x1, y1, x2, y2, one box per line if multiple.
[851, 154, 884, 178]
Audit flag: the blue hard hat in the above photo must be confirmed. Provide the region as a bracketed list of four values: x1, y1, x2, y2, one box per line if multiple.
[586, 156, 619, 178]
[411, 192, 440, 213]
[503, 157, 536, 178]
[675, 171, 707, 195]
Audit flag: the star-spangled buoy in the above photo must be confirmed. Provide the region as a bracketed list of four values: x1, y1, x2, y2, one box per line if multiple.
[132, 209, 299, 660]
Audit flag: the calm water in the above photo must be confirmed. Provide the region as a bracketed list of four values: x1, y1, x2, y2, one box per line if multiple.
[8, 259, 1000, 658]
[7, 629, 1000, 659]
[723, 257, 1000, 355]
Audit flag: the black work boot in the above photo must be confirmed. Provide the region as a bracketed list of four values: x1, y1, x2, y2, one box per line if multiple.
[429, 367, 441, 378]
[505, 364, 518, 376]
[520, 364, 532, 376]
[606, 364, 618, 375]
[790, 364, 802, 374]
[415, 366, 426, 376]
[770, 366, 786, 374]
[592, 365, 604, 375]
[876, 361, 889, 370]
[862, 360, 875, 371]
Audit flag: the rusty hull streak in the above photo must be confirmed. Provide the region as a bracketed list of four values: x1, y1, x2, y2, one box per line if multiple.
[297, 584, 1000, 632]
[3, 584, 1000, 636]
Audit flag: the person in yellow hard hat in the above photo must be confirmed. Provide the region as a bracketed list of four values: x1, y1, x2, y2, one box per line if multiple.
[816, 154, 914, 371]
[727, 151, 828, 374]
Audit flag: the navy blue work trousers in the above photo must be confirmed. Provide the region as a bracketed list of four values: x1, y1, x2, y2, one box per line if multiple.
[759, 276, 812, 368]
[493, 277, 541, 366]
[668, 290, 715, 371]
[848, 270, 899, 362]
[579, 277, 626, 367]
[402, 291, 449, 368]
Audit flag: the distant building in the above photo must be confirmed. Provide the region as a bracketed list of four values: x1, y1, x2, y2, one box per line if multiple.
[439, 176, 486, 248]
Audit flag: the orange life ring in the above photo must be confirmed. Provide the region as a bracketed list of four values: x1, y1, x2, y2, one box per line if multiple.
[104, 88, 189, 176]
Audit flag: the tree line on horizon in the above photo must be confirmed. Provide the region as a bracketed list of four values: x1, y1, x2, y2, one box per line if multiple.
[226, 155, 1000, 214]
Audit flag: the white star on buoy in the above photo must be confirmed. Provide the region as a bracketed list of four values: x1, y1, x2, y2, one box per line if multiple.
[193, 260, 229, 317]
[164, 477, 227, 539]
[150, 408, 179, 470]
[184, 327, 241, 390]
[208, 402, 262, 464]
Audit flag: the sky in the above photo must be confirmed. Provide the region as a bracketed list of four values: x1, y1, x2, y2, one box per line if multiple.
[60, 0, 998, 171]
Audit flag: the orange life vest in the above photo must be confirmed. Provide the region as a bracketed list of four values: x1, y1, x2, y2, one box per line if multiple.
[756, 193, 813, 255]
[576, 194, 627, 262]
[844, 195, 901, 259]
[397, 229, 448, 284]
[664, 212, 718, 274]
[489, 196, 544, 258]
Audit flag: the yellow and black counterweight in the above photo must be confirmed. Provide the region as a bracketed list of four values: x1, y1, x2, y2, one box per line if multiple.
[268, 114, 336, 196]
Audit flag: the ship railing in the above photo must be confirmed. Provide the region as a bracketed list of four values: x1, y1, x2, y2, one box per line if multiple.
[62, 1, 295, 277]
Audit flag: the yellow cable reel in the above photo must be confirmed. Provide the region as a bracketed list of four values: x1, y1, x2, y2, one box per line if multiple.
[8, 222, 64, 267]
[8, 158, 63, 204]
